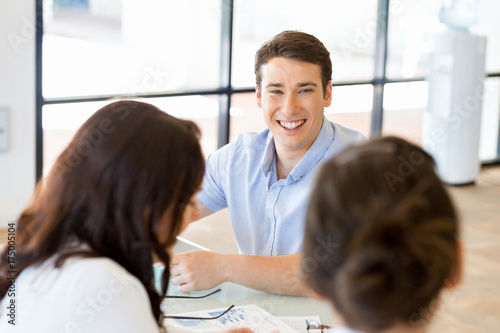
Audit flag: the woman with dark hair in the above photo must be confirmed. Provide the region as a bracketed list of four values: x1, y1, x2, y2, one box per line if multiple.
[302, 137, 462, 333]
[0, 100, 229, 332]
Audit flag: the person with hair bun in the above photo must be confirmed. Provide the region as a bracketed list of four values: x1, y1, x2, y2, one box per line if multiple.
[302, 136, 462, 333]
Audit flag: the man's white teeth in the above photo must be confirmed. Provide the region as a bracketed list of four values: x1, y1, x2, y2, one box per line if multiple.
[279, 120, 305, 129]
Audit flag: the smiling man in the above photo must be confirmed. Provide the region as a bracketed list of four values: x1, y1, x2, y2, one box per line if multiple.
[170, 31, 365, 296]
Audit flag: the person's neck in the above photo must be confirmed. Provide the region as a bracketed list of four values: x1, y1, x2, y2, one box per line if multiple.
[274, 120, 323, 180]
[329, 306, 429, 333]
[275, 148, 306, 180]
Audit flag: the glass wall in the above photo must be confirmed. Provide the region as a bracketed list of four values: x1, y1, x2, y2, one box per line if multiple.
[43, 96, 219, 175]
[38, 0, 500, 177]
[232, 0, 378, 87]
[479, 78, 500, 161]
[386, 0, 441, 79]
[43, 0, 221, 98]
[384, 0, 500, 157]
[382, 81, 428, 144]
[471, 0, 500, 73]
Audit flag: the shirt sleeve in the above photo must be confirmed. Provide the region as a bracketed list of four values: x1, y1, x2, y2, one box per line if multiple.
[197, 142, 234, 212]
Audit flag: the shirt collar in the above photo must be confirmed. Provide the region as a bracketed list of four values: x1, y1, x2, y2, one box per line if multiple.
[261, 131, 276, 176]
[289, 116, 334, 183]
[260, 116, 335, 184]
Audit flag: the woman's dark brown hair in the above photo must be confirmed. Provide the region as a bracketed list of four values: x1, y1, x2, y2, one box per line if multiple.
[0, 100, 205, 326]
[255, 30, 332, 96]
[302, 136, 459, 332]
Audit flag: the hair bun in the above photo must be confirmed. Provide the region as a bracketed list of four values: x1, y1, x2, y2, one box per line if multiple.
[355, 200, 414, 252]
[333, 207, 418, 329]
[302, 137, 459, 332]
[334, 246, 400, 329]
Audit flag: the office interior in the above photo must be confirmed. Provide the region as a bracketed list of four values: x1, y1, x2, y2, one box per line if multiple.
[0, 1, 499, 332]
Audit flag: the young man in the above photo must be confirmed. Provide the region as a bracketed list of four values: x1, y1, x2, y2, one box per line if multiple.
[170, 31, 365, 296]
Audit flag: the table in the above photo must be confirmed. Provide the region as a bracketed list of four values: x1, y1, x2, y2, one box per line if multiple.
[163, 237, 334, 325]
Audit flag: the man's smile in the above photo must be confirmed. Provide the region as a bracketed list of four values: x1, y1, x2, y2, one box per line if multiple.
[277, 119, 306, 130]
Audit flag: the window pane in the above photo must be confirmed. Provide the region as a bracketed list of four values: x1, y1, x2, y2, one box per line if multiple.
[326, 85, 372, 138]
[386, 0, 441, 79]
[470, 0, 500, 73]
[382, 79, 500, 163]
[229, 93, 266, 142]
[479, 77, 500, 161]
[230, 86, 371, 143]
[382, 82, 428, 144]
[232, 0, 378, 88]
[387, 0, 500, 79]
[43, 0, 221, 98]
[43, 96, 218, 175]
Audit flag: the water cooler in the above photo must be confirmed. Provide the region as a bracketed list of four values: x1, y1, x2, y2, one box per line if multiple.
[422, 0, 486, 185]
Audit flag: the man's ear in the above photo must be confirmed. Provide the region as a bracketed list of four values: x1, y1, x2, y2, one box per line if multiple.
[445, 240, 463, 290]
[256, 85, 262, 108]
[324, 80, 332, 108]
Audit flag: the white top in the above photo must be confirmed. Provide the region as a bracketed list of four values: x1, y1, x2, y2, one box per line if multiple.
[0, 255, 161, 333]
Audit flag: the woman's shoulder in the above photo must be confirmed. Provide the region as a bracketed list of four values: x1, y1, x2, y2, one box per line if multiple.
[6, 255, 160, 332]
[16, 255, 144, 301]
[63, 256, 135, 281]
[62, 257, 160, 331]
[66, 256, 139, 286]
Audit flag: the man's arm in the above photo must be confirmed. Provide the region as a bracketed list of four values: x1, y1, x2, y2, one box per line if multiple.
[189, 197, 216, 222]
[169, 251, 308, 296]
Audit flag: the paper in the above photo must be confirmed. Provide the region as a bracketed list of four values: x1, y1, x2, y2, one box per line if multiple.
[163, 304, 299, 332]
[277, 316, 322, 333]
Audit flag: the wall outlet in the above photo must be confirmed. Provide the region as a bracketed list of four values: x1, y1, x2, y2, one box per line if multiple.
[0, 107, 9, 153]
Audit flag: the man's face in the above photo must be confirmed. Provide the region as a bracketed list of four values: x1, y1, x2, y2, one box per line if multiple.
[256, 57, 332, 157]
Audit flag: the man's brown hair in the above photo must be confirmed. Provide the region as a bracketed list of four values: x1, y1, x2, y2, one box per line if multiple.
[255, 30, 332, 96]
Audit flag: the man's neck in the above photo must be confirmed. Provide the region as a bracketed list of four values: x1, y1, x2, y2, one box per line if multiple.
[275, 148, 306, 180]
[273, 119, 324, 180]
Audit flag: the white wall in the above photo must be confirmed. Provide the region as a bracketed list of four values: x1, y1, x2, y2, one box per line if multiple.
[0, 1, 36, 228]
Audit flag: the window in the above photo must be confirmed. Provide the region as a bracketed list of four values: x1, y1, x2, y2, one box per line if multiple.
[232, 0, 378, 87]
[43, 95, 219, 175]
[43, 0, 221, 98]
[36, 0, 500, 179]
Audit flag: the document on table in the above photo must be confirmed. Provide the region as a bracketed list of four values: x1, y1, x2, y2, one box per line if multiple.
[163, 304, 301, 332]
[277, 316, 322, 333]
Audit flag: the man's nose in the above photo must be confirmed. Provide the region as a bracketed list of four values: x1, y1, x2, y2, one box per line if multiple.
[282, 94, 300, 116]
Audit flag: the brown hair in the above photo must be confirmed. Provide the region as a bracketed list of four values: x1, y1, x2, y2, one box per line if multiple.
[255, 30, 332, 96]
[302, 136, 459, 332]
[0, 100, 205, 326]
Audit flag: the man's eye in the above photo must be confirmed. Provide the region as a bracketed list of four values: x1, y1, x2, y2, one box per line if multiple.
[269, 90, 282, 95]
[299, 89, 313, 94]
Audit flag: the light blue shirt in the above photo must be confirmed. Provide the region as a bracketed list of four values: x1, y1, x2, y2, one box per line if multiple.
[197, 117, 365, 256]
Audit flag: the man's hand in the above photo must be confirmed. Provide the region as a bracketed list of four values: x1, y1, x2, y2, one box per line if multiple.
[224, 328, 253, 333]
[170, 251, 309, 296]
[170, 251, 228, 292]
